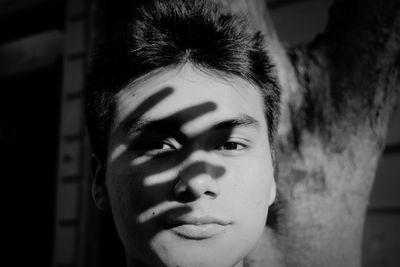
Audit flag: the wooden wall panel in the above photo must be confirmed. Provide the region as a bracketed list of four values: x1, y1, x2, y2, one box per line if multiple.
[362, 214, 400, 267]
[369, 153, 400, 209]
[0, 30, 61, 77]
[386, 101, 400, 146]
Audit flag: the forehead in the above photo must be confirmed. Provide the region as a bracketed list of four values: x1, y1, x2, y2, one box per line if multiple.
[113, 64, 267, 132]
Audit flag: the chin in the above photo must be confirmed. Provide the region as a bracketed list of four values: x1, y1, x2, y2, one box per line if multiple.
[146, 230, 248, 267]
[158, 251, 242, 267]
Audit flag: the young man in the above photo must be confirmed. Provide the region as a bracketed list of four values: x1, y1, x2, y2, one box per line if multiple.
[86, 0, 281, 266]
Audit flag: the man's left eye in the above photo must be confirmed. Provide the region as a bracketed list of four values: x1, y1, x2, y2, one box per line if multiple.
[218, 141, 247, 151]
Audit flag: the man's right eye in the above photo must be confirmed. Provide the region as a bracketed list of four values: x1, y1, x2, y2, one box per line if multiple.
[136, 138, 180, 156]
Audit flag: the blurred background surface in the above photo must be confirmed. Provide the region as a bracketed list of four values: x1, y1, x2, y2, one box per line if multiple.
[0, 0, 398, 266]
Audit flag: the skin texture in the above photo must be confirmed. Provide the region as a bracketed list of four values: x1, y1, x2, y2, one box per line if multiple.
[92, 64, 276, 267]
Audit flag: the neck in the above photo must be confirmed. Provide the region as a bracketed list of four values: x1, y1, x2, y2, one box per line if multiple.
[127, 257, 244, 267]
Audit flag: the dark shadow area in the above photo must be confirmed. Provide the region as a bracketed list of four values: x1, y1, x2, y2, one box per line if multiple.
[0, 64, 62, 267]
[85, 202, 126, 267]
[0, 0, 65, 45]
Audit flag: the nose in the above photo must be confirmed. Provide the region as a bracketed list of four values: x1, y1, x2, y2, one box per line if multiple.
[173, 158, 225, 202]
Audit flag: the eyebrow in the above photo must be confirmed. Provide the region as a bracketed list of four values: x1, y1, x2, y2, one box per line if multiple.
[122, 113, 260, 139]
[123, 117, 180, 139]
[209, 114, 260, 132]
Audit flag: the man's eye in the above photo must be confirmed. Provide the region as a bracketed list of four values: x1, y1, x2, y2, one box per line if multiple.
[141, 139, 179, 155]
[218, 141, 246, 151]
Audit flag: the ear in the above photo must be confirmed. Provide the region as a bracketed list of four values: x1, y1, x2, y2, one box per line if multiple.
[268, 178, 276, 206]
[91, 154, 110, 211]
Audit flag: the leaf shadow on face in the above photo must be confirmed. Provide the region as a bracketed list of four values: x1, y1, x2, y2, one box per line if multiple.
[107, 86, 235, 245]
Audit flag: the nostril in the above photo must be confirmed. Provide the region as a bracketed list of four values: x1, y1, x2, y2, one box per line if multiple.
[204, 190, 217, 198]
[173, 175, 220, 202]
[175, 187, 197, 203]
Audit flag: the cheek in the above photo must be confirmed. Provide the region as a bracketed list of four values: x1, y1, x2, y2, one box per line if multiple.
[223, 161, 272, 253]
[105, 165, 134, 219]
[241, 169, 270, 206]
[228, 157, 273, 214]
[106, 160, 174, 220]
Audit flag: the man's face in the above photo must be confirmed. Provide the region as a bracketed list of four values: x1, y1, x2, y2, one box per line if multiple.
[94, 64, 276, 267]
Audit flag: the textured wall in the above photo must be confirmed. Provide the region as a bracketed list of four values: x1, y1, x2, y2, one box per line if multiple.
[269, 0, 400, 266]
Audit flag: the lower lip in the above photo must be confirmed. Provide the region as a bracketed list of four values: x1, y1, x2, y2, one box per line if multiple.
[171, 224, 228, 240]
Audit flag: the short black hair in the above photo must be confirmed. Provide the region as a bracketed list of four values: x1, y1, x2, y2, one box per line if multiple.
[86, 0, 281, 163]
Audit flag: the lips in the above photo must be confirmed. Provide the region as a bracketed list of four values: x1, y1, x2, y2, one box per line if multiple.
[165, 215, 232, 240]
